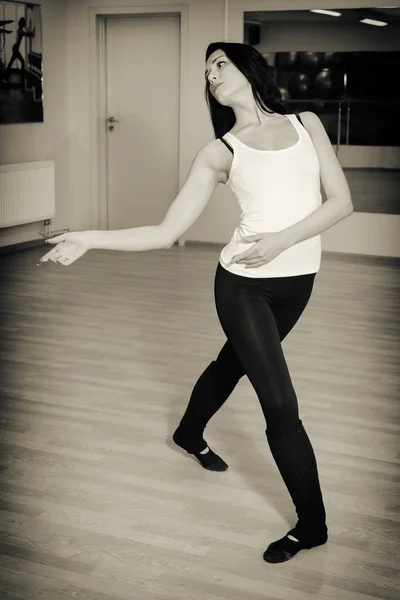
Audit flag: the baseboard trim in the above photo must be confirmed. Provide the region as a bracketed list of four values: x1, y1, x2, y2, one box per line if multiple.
[0, 239, 47, 255]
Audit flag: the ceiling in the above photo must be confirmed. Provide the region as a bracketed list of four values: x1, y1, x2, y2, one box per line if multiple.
[245, 7, 400, 24]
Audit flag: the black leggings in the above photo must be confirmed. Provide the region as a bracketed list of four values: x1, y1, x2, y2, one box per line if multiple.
[176, 262, 327, 539]
[178, 262, 316, 440]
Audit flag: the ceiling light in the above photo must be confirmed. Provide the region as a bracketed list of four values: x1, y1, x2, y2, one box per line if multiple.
[310, 9, 342, 17]
[359, 18, 388, 26]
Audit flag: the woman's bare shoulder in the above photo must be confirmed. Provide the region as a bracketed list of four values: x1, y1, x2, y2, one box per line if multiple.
[298, 111, 324, 131]
[195, 138, 232, 184]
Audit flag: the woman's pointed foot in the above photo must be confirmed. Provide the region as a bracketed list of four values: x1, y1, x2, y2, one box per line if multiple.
[193, 446, 229, 471]
[172, 430, 228, 471]
[263, 527, 328, 563]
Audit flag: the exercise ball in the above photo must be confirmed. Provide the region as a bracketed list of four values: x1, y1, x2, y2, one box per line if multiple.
[299, 52, 324, 71]
[288, 72, 313, 99]
[315, 68, 344, 99]
[275, 52, 299, 71]
[262, 52, 275, 68]
[278, 87, 291, 101]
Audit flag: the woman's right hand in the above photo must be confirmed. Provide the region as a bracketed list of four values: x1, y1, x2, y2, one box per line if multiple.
[37, 231, 92, 267]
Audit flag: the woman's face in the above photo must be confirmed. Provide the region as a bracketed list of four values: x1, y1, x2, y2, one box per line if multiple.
[205, 50, 250, 105]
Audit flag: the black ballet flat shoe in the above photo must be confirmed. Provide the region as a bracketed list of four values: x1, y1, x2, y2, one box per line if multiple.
[263, 527, 328, 563]
[172, 430, 228, 472]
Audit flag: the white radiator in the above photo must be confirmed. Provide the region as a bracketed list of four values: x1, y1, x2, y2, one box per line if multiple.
[0, 161, 55, 228]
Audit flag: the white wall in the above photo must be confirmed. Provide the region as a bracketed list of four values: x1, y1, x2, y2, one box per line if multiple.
[0, 0, 228, 248]
[0, 0, 70, 248]
[1, 0, 399, 258]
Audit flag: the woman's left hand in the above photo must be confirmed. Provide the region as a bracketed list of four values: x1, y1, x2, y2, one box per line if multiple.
[230, 231, 289, 268]
[37, 231, 91, 267]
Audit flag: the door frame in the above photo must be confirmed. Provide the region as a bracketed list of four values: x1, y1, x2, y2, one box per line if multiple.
[89, 5, 189, 244]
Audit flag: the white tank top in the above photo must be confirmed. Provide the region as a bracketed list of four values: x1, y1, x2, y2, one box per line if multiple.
[219, 113, 322, 278]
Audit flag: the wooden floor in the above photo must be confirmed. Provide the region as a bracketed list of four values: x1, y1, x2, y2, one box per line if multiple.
[0, 244, 399, 600]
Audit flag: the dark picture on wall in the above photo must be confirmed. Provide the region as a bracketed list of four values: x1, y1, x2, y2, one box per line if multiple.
[0, 0, 43, 124]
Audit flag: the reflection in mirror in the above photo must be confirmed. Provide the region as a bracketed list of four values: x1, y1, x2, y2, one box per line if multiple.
[0, 0, 43, 124]
[244, 7, 400, 214]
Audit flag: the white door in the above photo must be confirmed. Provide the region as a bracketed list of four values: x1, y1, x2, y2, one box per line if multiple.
[105, 14, 180, 230]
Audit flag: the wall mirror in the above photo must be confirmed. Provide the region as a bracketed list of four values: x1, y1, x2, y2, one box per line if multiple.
[244, 7, 400, 214]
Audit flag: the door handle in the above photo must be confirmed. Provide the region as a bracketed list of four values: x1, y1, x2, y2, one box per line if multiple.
[107, 116, 119, 123]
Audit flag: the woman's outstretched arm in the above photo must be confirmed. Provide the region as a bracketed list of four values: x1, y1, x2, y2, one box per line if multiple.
[38, 140, 221, 266]
[88, 140, 221, 251]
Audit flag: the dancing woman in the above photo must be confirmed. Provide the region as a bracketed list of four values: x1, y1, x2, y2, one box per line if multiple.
[5, 17, 34, 82]
[38, 42, 353, 564]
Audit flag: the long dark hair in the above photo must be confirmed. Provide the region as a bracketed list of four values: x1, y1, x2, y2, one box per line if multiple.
[205, 42, 288, 139]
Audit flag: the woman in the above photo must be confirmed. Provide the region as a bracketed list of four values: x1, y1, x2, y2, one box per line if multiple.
[5, 17, 34, 83]
[38, 42, 353, 564]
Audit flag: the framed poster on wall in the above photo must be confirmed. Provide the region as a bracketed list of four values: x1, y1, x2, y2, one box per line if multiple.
[0, 0, 43, 123]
